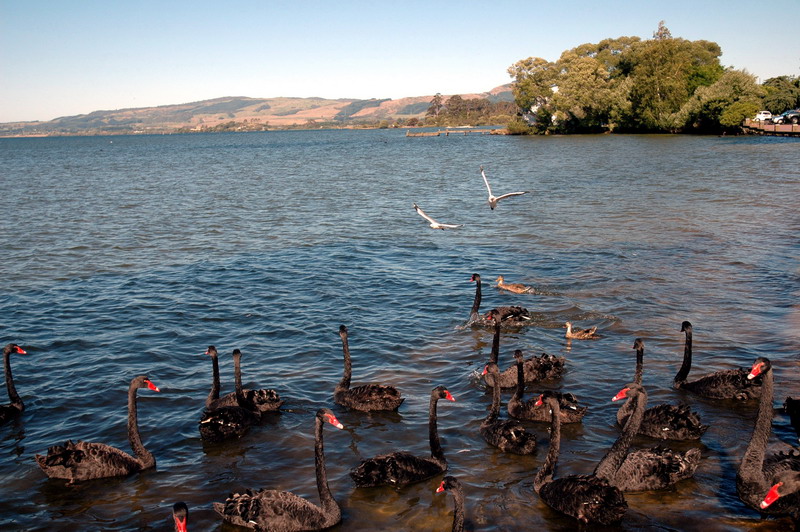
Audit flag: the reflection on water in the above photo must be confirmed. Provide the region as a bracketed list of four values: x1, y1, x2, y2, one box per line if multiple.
[0, 131, 798, 530]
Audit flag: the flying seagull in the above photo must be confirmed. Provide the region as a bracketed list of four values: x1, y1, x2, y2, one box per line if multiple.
[413, 203, 463, 230]
[480, 166, 529, 210]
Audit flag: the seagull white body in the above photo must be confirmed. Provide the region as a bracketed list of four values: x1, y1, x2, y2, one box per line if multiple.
[413, 203, 463, 230]
[480, 166, 529, 210]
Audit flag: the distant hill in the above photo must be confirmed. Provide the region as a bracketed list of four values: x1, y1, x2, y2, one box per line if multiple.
[0, 85, 514, 137]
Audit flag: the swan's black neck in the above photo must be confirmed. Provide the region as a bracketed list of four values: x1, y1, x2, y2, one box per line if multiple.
[429, 393, 446, 464]
[338, 331, 352, 390]
[490, 319, 501, 365]
[233, 353, 243, 394]
[450, 484, 465, 532]
[314, 414, 339, 516]
[511, 357, 525, 403]
[534, 398, 561, 493]
[128, 380, 154, 468]
[469, 277, 482, 322]
[486, 370, 501, 424]
[739, 368, 774, 487]
[206, 353, 220, 408]
[594, 389, 647, 482]
[3, 348, 22, 408]
[634, 345, 643, 385]
[674, 327, 692, 387]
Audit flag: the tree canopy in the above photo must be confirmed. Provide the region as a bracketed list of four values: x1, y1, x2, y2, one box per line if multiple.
[507, 22, 782, 134]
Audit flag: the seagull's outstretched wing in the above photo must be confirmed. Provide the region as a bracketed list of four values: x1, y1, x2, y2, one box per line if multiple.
[480, 166, 493, 196]
[495, 191, 529, 201]
[413, 203, 463, 230]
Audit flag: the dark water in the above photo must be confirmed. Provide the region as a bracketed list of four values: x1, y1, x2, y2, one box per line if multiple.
[1, 130, 798, 531]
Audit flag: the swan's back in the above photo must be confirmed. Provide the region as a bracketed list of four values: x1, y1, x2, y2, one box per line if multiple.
[480, 418, 537, 455]
[611, 447, 701, 491]
[679, 367, 761, 400]
[199, 405, 258, 443]
[334, 383, 404, 412]
[214, 488, 339, 532]
[620, 403, 708, 440]
[35, 440, 144, 481]
[510, 391, 586, 423]
[486, 354, 565, 389]
[538, 474, 627, 525]
[350, 451, 445, 487]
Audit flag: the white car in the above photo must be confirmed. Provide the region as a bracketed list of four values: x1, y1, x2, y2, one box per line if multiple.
[754, 111, 772, 121]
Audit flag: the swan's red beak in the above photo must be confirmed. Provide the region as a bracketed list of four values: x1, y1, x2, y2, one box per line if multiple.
[325, 413, 344, 429]
[481, 365, 488, 375]
[760, 481, 783, 508]
[436, 480, 446, 493]
[612, 387, 630, 401]
[444, 390, 455, 402]
[145, 380, 160, 392]
[14, 346, 26, 354]
[748, 362, 764, 380]
[534, 394, 544, 407]
[174, 515, 188, 532]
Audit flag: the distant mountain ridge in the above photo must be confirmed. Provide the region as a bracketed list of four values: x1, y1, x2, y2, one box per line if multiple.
[1, 85, 513, 136]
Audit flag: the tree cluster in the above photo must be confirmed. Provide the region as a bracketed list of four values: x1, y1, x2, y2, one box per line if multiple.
[506, 22, 788, 134]
[425, 93, 517, 127]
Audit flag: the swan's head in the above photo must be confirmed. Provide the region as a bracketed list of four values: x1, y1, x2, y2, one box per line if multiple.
[3, 344, 26, 356]
[470, 273, 481, 283]
[319, 408, 344, 429]
[134, 375, 160, 393]
[748, 357, 771, 380]
[436, 475, 461, 494]
[205, 345, 217, 357]
[434, 386, 456, 402]
[231, 348, 242, 359]
[513, 349, 524, 362]
[339, 324, 348, 335]
[632, 338, 644, 351]
[680, 321, 692, 333]
[535, 391, 561, 414]
[612, 383, 644, 402]
[172, 502, 188, 532]
[761, 471, 800, 509]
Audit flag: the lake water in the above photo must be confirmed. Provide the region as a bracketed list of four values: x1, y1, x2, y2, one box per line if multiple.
[0, 129, 798, 531]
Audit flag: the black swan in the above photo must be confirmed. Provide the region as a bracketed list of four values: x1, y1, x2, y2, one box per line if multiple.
[350, 386, 455, 487]
[597, 383, 701, 491]
[480, 363, 537, 455]
[172, 502, 188, 532]
[436, 475, 465, 532]
[230, 349, 283, 414]
[334, 325, 404, 412]
[508, 350, 586, 424]
[784, 397, 800, 443]
[673, 321, 762, 400]
[533, 391, 628, 525]
[0, 343, 27, 425]
[618, 338, 708, 441]
[199, 355, 260, 443]
[482, 313, 565, 388]
[564, 321, 599, 340]
[35, 375, 160, 482]
[214, 408, 344, 531]
[468, 274, 531, 328]
[736, 357, 800, 520]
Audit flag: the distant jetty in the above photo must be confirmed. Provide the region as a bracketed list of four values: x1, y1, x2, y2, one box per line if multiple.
[742, 119, 800, 137]
[406, 128, 509, 137]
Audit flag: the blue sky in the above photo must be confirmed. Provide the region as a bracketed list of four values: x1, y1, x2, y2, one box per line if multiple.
[1, 0, 798, 122]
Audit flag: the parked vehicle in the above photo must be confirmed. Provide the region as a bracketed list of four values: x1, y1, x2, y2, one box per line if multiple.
[754, 110, 772, 121]
[772, 110, 800, 124]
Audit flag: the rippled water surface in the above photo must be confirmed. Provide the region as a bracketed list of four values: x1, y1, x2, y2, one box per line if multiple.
[1, 130, 798, 531]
